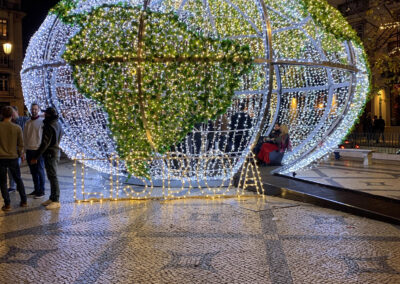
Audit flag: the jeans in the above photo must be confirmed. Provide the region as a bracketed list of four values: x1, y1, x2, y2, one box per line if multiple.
[44, 154, 60, 202]
[26, 150, 46, 195]
[7, 158, 20, 189]
[0, 159, 27, 206]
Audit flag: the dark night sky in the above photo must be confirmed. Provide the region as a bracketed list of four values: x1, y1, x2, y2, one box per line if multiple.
[21, 0, 59, 54]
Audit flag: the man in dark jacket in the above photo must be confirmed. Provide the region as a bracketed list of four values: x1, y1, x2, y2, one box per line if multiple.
[376, 116, 385, 143]
[30, 107, 63, 210]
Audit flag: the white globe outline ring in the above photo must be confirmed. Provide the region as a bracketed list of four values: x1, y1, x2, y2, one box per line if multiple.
[21, 0, 369, 180]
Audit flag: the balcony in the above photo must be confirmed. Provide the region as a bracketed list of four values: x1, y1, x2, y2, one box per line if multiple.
[0, 59, 13, 70]
[0, 87, 14, 98]
[338, 0, 370, 17]
[0, 0, 21, 11]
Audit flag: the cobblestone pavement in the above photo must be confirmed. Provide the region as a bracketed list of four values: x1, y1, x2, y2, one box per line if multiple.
[1, 160, 400, 283]
[286, 158, 400, 200]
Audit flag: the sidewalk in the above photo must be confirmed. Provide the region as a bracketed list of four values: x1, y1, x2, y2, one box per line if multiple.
[1, 159, 400, 283]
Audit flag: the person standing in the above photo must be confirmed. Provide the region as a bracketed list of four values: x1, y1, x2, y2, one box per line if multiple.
[0, 106, 27, 211]
[12, 106, 29, 130]
[363, 112, 373, 144]
[30, 107, 63, 210]
[227, 104, 252, 154]
[7, 107, 29, 192]
[372, 115, 379, 143]
[377, 116, 385, 143]
[24, 103, 46, 198]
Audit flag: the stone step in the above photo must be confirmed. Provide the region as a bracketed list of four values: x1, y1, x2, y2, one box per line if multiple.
[257, 167, 400, 225]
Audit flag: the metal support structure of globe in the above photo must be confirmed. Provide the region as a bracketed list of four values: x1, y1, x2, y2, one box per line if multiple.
[21, 0, 369, 181]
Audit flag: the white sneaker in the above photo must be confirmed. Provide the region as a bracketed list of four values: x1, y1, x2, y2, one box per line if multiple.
[45, 202, 60, 210]
[34, 194, 45, 199]
[41, 199, 52, 206]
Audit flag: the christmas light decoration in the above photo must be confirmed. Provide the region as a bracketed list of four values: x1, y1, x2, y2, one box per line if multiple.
[380, 19, 400, 56]
[21, 0, 369, 185]
[72, 153, 264, 201]
[380, 21, 400, 30]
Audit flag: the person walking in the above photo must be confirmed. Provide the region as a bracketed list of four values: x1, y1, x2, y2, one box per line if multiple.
[24, 103, 46, 199]
[0, 106, 27, 211]
[30, 107, 63, 210]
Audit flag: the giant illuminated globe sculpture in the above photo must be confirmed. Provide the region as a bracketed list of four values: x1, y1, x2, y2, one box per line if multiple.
[21, 0, 369, 183]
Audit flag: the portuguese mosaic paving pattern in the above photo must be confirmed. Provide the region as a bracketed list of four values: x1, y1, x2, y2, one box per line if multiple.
[291, 158, 400, 200]
[0, 161, 399, 283]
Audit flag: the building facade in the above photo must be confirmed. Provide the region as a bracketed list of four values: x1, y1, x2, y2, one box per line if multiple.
[0, 0, 24, 115]
[329, 0, 400, 129]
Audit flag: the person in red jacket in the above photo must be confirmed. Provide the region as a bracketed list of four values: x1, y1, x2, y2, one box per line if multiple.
[257, 125, 290, 166]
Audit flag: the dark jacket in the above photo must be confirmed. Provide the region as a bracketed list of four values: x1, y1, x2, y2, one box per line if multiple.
[253, 128, 281, 154]
[376, 118, 385, 132]
[228, 112, 252, 153]
[276, 133, 290, 152]
[267, 129, 281, 143]
[35, 117, 63, 159]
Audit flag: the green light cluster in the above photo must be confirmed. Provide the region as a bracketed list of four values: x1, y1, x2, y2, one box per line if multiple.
[263, 0, 356, 61]
[299, 0, 371, 89]
[298, 0, 371, 127]
[375, 55, 400, 86]
[50, 0, 78, 23]
[61, 5, 253, 177]
[299, 0, 361, 45]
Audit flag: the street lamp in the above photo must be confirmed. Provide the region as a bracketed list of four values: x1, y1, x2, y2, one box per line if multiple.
[3, 42, 12, 55]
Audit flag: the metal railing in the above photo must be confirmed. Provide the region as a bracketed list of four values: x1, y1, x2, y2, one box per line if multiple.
[0, 87, 14, 98]
[346, 132, 400, 154]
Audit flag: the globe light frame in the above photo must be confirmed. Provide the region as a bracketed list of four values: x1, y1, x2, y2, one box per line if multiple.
[21, 0, 369, 184]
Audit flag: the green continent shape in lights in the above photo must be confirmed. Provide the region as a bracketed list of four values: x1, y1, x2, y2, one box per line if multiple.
[62, 5, 253, 178]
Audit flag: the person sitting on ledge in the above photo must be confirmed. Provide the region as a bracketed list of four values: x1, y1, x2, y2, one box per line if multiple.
[253, 122, 281, 155]
[257, 124, 290, 166]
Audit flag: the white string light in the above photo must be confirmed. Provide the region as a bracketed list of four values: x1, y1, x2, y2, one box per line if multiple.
[380, 21, 400, 30]
[21, 0, 369, 183]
